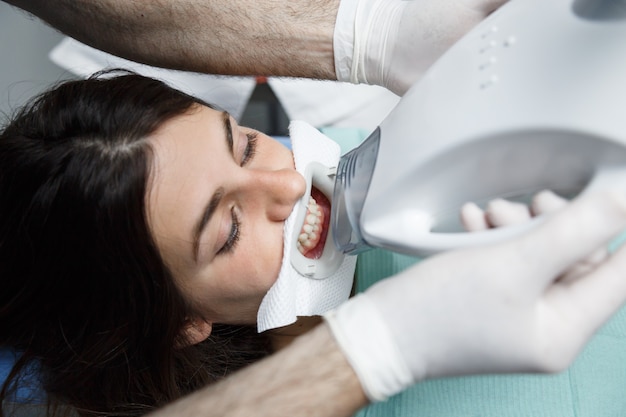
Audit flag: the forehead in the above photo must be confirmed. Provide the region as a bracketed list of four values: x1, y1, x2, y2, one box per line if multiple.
[144, 105, 226, 273]
[149, 105, 223, 164]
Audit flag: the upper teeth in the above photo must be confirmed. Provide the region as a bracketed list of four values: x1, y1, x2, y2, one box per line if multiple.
[297, 197, 323, 253]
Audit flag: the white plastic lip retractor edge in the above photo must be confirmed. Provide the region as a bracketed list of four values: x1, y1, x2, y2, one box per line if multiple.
[290, 162, 345, 279]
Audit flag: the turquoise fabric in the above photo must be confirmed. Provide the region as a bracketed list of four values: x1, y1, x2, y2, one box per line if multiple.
[319, 127, 370, 155]
[353, 249, 626, 417]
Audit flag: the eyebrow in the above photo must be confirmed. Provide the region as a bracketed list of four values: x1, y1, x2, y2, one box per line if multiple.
[191, 112, 234, 262]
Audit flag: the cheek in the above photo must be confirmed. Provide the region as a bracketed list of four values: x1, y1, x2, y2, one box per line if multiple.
[201, 222, 284, 301]
[184, 208, 286, 322]
[240, 224, 284, 289]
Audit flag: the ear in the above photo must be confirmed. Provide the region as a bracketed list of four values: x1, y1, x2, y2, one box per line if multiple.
[177, 317, 213, 348]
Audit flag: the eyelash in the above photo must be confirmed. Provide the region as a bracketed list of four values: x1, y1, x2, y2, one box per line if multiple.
[216, 132, 256, 256]
[241, 132, 258, 166]
[218, 207, 240, 255]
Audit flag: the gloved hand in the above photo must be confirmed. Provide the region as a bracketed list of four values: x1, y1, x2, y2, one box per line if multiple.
[333, 0, 508, 95]
[325, 190, 626, 401]
[462, 190, 610, 283]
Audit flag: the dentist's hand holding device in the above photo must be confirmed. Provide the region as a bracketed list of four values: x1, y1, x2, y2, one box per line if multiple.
[327, 189, 626, 401]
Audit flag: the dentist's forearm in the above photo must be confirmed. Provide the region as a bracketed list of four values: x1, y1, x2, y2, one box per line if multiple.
[147, 323, 367, 417]
[5, 0, 338, 80]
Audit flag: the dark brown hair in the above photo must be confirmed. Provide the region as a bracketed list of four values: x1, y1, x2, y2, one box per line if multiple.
[0, 71, 271, 416]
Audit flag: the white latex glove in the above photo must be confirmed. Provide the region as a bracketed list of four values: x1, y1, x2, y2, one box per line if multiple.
[462, 191, 610, 283]
[334, 0, 508, 95]
[325, 190, 626, 401]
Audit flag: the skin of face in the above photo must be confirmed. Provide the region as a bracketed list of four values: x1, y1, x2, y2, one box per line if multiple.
[147, 105, 306, 333]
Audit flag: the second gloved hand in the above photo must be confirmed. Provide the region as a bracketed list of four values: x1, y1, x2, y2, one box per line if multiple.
[325, 190, 626, 401]
[334, 0, 508, 95]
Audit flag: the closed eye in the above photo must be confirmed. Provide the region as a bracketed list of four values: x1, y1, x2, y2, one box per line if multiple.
[217, 207, 240, 255]
[241, 132, 258, 166]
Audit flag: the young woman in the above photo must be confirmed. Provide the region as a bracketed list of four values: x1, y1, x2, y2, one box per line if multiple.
[0, 71, 312, 416]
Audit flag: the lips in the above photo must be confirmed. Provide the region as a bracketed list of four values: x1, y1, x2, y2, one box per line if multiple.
[296, 187, 330, 259]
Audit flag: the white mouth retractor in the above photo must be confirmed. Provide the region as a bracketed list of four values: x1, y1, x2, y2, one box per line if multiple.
[289, 162, 345, 279]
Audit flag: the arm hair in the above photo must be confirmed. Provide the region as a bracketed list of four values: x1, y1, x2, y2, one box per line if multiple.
[148, 323, 368, 417]
[5, 0, 338, 80]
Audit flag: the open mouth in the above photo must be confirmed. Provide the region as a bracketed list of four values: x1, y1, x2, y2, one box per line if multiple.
[296, 186, 331, 259]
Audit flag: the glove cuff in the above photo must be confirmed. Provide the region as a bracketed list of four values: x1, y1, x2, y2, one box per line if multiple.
[333, 0, 405, 87]
[333, 0, 359, 83]
[324, 293, 414, 401]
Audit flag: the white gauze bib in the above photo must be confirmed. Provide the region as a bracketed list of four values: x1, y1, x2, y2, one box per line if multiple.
[257, 121, 357, 332]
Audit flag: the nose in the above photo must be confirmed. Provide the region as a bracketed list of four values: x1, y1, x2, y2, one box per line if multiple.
[245, 168, 306, 221]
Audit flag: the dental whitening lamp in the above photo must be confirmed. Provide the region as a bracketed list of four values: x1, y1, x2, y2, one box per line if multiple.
[330, 0, 626, 257]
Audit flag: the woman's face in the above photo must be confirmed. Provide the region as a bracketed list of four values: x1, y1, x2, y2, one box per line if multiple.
[147, 105, 306, 327]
